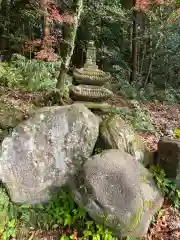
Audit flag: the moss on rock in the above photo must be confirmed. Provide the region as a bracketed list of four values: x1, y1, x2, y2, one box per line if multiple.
[100, 114, 154, 166]
[143, 200, 155, 209]
[0, 97, 36, 130]
[0, 94, 37, 144]
[128, 206, 143, 232]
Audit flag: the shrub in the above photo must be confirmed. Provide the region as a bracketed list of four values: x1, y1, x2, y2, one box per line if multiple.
[150, 165, 180, 208]
[0, 54, 61, 91]
[0, 187, 117, 240]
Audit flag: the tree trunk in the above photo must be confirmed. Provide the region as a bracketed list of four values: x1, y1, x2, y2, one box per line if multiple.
[129, 0, 137, 84]
[0, 0, 11, 55]
[146, 25, 153, 85]
[56, 0, 83, 90]
[40, 0, 50, 46]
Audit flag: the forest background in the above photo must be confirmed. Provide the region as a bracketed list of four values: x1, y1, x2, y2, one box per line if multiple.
[0, 0, 179, 104]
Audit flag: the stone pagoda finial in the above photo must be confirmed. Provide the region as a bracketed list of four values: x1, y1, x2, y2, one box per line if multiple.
[84, 40, 98, 69]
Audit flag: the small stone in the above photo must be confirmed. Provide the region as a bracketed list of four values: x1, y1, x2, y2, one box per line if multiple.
[157, 137, 180, 187]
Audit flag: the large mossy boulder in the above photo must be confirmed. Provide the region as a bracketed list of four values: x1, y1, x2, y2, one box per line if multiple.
[99, 115, 154, 165]
[0, 103, 99, 204]
[158, 137, 180, 187]
[69, 149, 163, 238]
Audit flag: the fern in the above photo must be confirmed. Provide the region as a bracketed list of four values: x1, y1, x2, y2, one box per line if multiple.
[0, 54, 61, 91]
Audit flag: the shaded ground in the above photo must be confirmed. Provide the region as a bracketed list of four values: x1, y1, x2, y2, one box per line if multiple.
[27, 228, 76, 240]
[0, 88, 179, 240]
[140, 101, 180, 151]
[144, 199, 180, 240]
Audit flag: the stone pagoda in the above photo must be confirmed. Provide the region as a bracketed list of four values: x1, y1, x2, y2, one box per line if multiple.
[70, 41, 113, 107]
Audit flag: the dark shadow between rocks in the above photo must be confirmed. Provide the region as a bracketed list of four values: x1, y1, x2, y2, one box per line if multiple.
[92, 134, 112, 155]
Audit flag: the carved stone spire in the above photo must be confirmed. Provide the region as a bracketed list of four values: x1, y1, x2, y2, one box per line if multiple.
[84, 41, 98, 69]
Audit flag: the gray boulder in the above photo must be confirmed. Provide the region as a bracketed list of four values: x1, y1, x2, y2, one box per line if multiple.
[70, 149, 163, 238]
[100, 115, 154, 166]
[0, 103, 99, 204]
[158, 137, 180, 187]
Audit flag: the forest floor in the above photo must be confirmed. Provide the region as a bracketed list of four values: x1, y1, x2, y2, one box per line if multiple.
[0, 87, 179, 240]
[27, 199, 180, 240]
[110, 95, 180, 151]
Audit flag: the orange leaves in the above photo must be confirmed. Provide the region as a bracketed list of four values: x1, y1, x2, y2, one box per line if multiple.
[144, 202, 180, 240]
[135, 0, 165, 11]
[135, 0, 149, 10]
[48, 3, 74, 25]
[34, 47, 58, 61]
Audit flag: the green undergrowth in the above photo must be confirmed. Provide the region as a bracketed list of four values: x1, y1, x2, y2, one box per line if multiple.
[108, 102, 155, 133]
[0, 54, 60, 91]
[0, 54, 179, 105]
[174, 128, 180, 138]
[115, 79, 180, 104]
[150, 165, 180, 208]
[1, 167, 178, 240]
[0, 186, 117, 240]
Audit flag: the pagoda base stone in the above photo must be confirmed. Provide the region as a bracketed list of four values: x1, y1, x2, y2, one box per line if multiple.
[73, 101, 111, 110]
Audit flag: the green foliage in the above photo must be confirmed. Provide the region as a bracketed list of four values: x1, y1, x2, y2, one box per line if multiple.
[79, 222, 116, 240]
[0, 1, 179, 103]
[59, 221, 117, 240]
[0, 54, 61, 91]
[0, 0, 41, 51]
[150, 165, 180, 208]
[1, 220, 16, 240]
[94, 148, 104, 154]
[114, 79, 180, 104]
[174, 128, 180, 138]
[110, 102, 155, 133]
[80, 1, 180, 104]
[0, 187, 117, 240]
[0, 187, 16, 240]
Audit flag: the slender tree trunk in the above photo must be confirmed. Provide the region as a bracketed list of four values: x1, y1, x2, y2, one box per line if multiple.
[0, 0, 11, 55]
[56, 0, 83, 90]
[146, 29, 152, 84]
[40, 0, 50, 46]
[144, 37, 162, 87]
[129, 0, 137, 84]
[139, 13, 147, 76]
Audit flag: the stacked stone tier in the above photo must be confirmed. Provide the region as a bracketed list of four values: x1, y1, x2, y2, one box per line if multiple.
[73, 67, 111, 86]
[70, 85, 113, 102]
